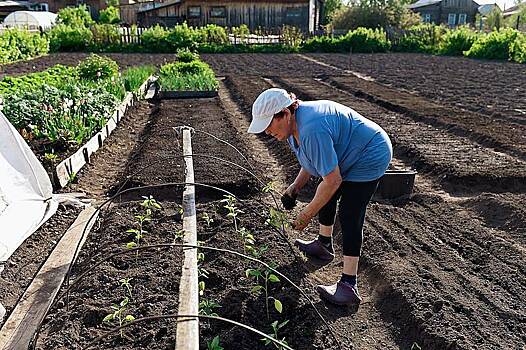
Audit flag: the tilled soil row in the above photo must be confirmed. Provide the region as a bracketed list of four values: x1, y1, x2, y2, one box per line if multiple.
[272, 76, 526, 194]
[323, 75, 526, 160]
[36, 201, 184, 350]
[306, 53, 526, 125]
[221, 75, 526, 349]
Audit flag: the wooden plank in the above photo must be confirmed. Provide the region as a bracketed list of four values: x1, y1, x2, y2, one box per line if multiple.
[175, 128, 199, 350]
[0, 206, 98, 350]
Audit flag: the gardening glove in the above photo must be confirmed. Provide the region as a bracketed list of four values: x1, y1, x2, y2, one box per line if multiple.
[292, 209, 313, 231]
[281, 192, 297, 210]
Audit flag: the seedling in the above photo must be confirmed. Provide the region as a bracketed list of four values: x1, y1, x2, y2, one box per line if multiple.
[199, 298, 221, 316]
[261, 320, 289, 349]
[262, 181, 277, 193]
[202, 212, 214, 226]
[207, 336, 224, 350]
[174, 229, 185, 242]
[103, 297, 135, 338]
[411, 343, 422, 350]
[238, 227, 255, 255]
[140, 195, 162, 211]
[246, 266, 283, 320]
[44, 152, 58, 162]
[120, 277, 133, 299]
[220, 195, 243, 229]
[266, 208, 289, 229]
[68, 171, 77, 184]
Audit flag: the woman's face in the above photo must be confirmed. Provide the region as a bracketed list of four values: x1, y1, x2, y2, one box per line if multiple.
[264, 108, 292, 141]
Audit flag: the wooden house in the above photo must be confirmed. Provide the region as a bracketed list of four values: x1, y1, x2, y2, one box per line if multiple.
[136, 0, 323, 32]
[408, 0, 480, 26]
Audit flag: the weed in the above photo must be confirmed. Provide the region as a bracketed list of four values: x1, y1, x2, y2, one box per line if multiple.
[103, 297, 135, 337]
[261, 320, 289, 349]
[207, 336, 224, 350]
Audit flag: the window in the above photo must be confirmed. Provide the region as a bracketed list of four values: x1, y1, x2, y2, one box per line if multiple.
[458, 13, 467, 25]
[448, 13, 456, 26]
[210, 6, 226, 18]
[32, 3, 48, 11]
[285, 7, 302, 18]
[422, 13, 432, 23]
[188, 6, 201, 18]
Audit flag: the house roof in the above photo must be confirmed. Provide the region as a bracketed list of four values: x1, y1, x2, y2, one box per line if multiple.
[407, 0, 441, 9]
[0, 1, 30, 8]
[503, 3, 523, 15]
[138, 0, 180, 13]
[478, 3, 500, 15]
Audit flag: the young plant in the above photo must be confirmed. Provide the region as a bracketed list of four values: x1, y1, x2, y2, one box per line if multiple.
[140, 195, 162, 211]
[261, 320, 289, 350]
[120, 277, 133, 299]
[220, 195, 243, 230]
[246, 266, 283, 320]
[207, 336, 224, 350]
[199, 298, 221, 316]
[202, 212, 214, 226]
[103, 297, 135, 337]
[266, 208, 289, 230]
[262, 181, 277, 194]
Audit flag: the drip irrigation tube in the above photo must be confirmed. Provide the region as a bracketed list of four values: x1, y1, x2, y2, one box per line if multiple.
[86, 314, 293, 350]
[56, 243, 341, 350]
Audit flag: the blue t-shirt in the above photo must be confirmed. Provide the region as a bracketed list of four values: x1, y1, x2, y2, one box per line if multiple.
[287, 100, 392, 182]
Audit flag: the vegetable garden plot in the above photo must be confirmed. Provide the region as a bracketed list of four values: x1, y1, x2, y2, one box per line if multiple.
[305, 53, 526, 124]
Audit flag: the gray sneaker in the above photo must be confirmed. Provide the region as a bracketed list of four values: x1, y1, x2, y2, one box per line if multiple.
[294, 238, 334, 262]
[317, 281, 362, 305]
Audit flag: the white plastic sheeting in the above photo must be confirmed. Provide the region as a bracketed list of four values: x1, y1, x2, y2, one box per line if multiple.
[2, 11, 57, 29]
[0, 111, 58, 264]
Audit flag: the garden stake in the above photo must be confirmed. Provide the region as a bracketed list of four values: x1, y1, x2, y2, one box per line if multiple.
[58, 243, 342, 350]
[86, 314, 294, 350]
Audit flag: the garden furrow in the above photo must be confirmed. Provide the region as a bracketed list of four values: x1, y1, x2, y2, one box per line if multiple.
[272, 76, 526, 194]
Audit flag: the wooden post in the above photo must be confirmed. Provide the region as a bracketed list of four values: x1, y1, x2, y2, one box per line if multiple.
[175, 128, 199, 350]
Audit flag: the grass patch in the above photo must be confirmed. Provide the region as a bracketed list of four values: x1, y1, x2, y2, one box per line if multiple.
[122, 65, 156, 92]
[158, 60, 218, 92]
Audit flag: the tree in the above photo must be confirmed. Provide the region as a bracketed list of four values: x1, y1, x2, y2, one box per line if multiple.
[322, 0, 344, 25]
[99, 6, 120, 24]
[56, 5, 94, 27]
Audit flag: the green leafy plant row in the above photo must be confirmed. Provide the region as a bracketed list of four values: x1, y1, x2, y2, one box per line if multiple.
[0, 28, 49, 65]
[158, 58, 219, 92]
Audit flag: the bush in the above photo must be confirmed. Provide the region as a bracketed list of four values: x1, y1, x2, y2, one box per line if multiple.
[122, 65, 156, 92]
[0, 28, 49, 64]
[91, 24, 121, 47]
[509, 32, 526, 63]
[77, 54, 119, 81]
[48, 24, 93, 52]
[141, 25, 170, 51]
[176, 48, 199, 62]
[438, 26, 478, 55]
[344, 27, 390, 53]
[302, 35, 343, 52]
[57, 5, 94, 27]
[199, 24, 229, 44]
[465, 28, 519, 60]
[165, 22, 201, 51]
[98, 6, 120, 24]
[395, 24, 447, 53]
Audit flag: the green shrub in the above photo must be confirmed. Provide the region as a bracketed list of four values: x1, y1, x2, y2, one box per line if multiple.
[344, 27, 390, 52]
[302, 35, 343, 52]
[141, 25, 170, 51]
[165, 22, 201, 51]
[465, 28, 519, 60]
[91, 24, 121, 47]
[0, 65, 75, 96]
[281, 25, 303, 49]
[0, 28, 49, 64]
[200, 24, 229, 44]
[99, 6, 120, 24]
[122, 65, 156, 92]
[57, 5, 94, 27]
[509, 32, 526, 63]
[438, 26, 478, 55]
[77, 54, 119, 81]
[395, 24, 447, 53]
[176, 48, 199, 62]
[48, 24, 93, 52]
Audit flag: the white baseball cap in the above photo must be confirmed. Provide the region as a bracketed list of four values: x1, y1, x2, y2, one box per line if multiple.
[248, 88, 294, 134]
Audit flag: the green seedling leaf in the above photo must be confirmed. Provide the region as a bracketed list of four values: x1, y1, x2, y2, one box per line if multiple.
[268, 274, 280, 283]
[103, 314, 114, 322]
[251, 285, 263, 294]
[125, 315, 135, 322]
[126, 242, 138, 249]
[274, 299, 283, 313]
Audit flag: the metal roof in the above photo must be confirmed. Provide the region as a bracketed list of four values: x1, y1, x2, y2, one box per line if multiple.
[408, 0, 442, 9]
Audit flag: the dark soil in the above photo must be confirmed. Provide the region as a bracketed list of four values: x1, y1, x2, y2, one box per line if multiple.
[305, 53, 526, 124]
[0, 206, 81, 324]
[35, 201, 184, 350]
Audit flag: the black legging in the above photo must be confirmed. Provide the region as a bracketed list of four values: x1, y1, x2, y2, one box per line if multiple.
[318, 179, 379, 257]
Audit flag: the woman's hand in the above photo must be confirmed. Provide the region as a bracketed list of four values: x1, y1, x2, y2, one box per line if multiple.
[293, 208, 314, 231]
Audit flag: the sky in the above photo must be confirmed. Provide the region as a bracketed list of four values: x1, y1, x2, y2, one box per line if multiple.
[474, 0, 518, 10]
